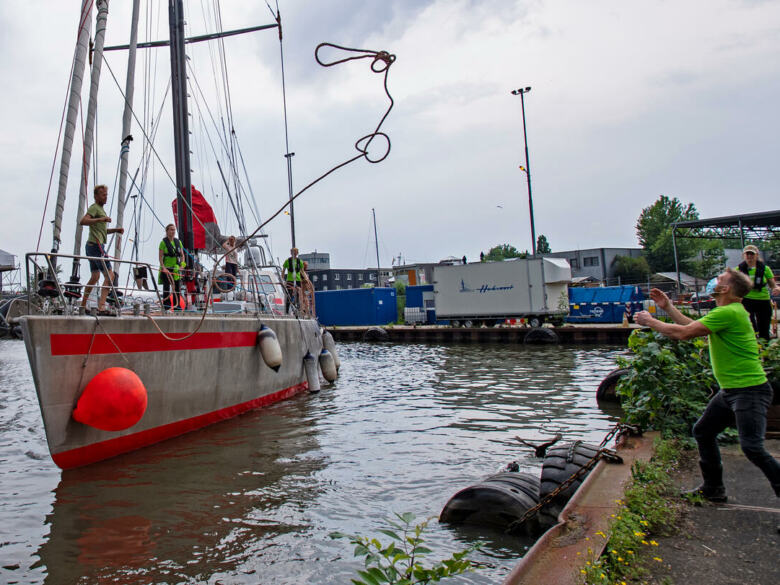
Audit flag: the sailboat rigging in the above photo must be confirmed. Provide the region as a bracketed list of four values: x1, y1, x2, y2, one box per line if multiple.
[19, 0, 396, 469]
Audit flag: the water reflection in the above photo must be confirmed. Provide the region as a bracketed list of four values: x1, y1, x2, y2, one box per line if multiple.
[1, 341, 624, 585]
[35, 397, 325, 585]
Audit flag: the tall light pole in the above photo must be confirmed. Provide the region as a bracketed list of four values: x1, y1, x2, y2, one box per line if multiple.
[511, 86, 536, 256]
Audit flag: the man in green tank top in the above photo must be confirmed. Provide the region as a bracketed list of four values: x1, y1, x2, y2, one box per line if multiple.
[634, 269, 779, 505]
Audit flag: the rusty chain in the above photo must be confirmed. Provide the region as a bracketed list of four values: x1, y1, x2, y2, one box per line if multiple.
[505, 423, 641, 535]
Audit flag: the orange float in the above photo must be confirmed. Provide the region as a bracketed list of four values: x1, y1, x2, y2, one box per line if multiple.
[72, 367, 148, 431]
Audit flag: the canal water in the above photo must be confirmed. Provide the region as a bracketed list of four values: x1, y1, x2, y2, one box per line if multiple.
[0, 338, 623, 584]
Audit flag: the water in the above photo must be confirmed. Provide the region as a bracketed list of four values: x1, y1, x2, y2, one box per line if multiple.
[0, 338, 623, 584]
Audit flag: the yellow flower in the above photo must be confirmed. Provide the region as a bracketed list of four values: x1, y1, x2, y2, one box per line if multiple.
[650, 540, 659, 546]
[640, 520, 649, 526]
[611, 549, 618, 554]
[618, 557, 624, 562]
[596, 531, 607, 538]
[653, 557, 663, 562]
[580, 569, 586, 575]
[627, 550, 634, 555]
[634, 531, 645, 537]
[642, 540, 649, 545]
[586, 561, 591, 566]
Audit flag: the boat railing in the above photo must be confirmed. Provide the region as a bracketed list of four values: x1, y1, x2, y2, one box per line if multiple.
[23, 252, 306, 318]
[25, 252, 164, 315]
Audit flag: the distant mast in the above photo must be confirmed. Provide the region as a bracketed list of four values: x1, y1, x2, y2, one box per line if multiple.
[168, 0, 194, 261]
[372, 208, 381, 287]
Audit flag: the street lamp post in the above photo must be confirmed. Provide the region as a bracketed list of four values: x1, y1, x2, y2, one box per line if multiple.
[511, 86, 536, 256]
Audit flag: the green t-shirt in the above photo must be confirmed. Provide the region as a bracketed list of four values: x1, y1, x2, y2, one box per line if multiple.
[737, 264, 774, 300]
[86, 203, 107, 244]
[698, 302, 767, 389]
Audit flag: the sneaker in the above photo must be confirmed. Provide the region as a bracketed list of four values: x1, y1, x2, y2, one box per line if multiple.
[681, 483, 727, 503]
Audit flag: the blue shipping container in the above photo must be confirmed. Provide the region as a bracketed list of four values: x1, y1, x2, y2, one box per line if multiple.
[315, 287, 397, 326]
[567, 286, 644, 323]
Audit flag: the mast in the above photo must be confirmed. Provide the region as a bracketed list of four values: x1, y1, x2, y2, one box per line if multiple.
[169, 0, 194, 261]
[113, 0, 141, 265]
[372, 208, 381, 287]
[71, 0, 110, 282]
[51, 0, 93, 256]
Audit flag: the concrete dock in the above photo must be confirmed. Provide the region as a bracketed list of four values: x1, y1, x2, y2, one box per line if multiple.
[328, 324, 637, 344]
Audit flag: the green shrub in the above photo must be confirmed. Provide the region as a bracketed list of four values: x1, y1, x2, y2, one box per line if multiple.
[615, 330, 715, 438]
[330, 512, 482, 585]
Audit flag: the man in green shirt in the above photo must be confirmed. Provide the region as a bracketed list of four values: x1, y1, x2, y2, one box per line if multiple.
[634, 268, 779, 503]
[737, 244, 779, 340]
[79, 184, 124, 312]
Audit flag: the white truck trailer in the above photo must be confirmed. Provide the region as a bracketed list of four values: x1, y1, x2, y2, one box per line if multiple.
[433, 257, 571, 327]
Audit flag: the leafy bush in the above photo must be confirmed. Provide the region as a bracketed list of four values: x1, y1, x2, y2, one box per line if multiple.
[615, 330, 715, 437]
[330, 513, 482, 585]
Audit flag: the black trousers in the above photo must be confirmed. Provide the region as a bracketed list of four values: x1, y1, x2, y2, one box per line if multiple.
[693, 383, 780, 494]
[162, 277, 181, 310]
[742, 297, 772, 340]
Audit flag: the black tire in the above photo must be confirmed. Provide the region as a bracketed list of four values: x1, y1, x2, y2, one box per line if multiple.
[596, 368, 630, 402]
[538, 442, 601, 528]
[440, 472, 541, 534]
[11, 325, 23, 340]
[363, 327, 389, 342]
[523, 327, 559, 345]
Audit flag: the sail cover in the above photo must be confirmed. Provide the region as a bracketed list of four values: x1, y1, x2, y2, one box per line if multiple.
[171, 186, 221, 252]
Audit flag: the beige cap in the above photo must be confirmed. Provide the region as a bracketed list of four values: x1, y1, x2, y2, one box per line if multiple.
[743, 244, 759, 254]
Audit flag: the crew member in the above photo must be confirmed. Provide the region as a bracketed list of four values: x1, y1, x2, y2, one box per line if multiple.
[738, 244, 780, 340]
[222, 235, 240, 278]
[282, 247, 305, 313]
[159, 224, 185, 311]
[634, 269, 779, 504]
[80, 184, 124, 313]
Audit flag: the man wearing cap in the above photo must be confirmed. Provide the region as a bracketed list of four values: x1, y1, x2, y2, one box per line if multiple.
[634, 268, 779, 506]
[738, 244, 780, 340]
[282, 248, 305, 313]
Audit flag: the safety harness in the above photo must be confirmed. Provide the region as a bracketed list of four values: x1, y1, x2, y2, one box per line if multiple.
[738, 260, 766, 291]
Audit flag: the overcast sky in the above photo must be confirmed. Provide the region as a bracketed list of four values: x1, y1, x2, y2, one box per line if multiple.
[1, 0, 779, 275]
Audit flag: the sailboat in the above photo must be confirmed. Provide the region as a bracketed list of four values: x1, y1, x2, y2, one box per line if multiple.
[19, 0, 393, 469]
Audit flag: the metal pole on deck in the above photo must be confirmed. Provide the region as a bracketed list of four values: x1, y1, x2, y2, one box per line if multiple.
[511, 86, 536, 256]
[372, 208, 381, 287]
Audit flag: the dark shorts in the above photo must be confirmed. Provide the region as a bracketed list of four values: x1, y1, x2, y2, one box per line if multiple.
[85, 241, 112, 274]
[225, 262, 238, 277]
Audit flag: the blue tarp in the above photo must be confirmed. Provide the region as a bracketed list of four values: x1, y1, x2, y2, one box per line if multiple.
[567, 286, 645, 323]
[315, 287, 397, 326]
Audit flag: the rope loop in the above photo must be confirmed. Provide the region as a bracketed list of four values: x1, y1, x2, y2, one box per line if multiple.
[355, 132, 391, 163]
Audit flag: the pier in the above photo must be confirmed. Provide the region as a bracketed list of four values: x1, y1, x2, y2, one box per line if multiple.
[328, 324, 636, 344]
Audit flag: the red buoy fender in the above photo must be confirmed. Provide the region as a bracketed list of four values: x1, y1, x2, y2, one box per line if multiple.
[72, 367, 148, 431]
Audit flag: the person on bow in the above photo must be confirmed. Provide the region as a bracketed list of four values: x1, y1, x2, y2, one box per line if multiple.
[80, 184, 124, 313]
[282, 247, 305, 314]
[634, 269, 779, 505]
[738, 244, 780, 340]
[158, 223, 185, 311]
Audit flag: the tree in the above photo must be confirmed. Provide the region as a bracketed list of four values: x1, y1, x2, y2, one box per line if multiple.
[612, 255, 651, 283]
[636, 195, 700, 272]
[483, 244, 527, 262]
[536, 234, 551, 254]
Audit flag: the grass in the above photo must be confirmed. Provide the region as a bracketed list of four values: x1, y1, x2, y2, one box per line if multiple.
[581, 437, 686, 585]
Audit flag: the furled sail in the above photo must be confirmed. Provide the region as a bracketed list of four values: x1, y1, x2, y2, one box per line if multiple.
[171, 186, 221, 252]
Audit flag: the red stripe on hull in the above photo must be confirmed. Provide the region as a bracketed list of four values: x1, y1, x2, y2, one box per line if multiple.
[50, 331, 258, 356]
[51, 381, 308, 469]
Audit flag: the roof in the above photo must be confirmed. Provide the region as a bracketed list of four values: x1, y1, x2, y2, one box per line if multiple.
[673, 210, 780, 240]
[652, 272, 701, 287]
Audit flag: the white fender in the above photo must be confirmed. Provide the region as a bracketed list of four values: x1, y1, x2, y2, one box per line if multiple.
[303, 351, 321, 392]
[321, 329, 340, 371]
[257, 324, 282, 372]
[319, 349, 338, 382]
